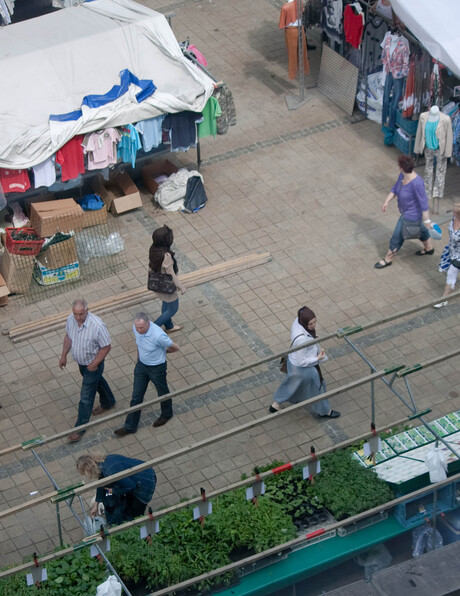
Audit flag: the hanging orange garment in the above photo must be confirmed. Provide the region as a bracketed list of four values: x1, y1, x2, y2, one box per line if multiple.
[279, 3, 310, 80]
[402, 55, 416, 118]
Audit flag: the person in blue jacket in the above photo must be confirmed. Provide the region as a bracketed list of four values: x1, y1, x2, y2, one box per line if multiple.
[77, 453, 156, 526]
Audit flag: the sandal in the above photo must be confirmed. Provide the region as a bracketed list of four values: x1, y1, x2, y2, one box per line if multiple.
[415, 249, 434, 256]
[374, 259, 392, 269]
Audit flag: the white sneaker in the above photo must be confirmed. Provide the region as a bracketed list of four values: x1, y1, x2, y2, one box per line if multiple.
[434, 301, 448, 309]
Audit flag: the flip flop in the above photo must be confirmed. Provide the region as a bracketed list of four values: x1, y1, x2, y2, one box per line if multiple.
[374, 259, 392, 269]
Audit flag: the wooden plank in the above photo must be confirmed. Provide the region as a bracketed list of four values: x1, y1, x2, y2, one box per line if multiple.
[7, 252, 271, 340]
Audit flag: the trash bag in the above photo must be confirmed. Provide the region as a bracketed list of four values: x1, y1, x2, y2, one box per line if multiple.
[76, 231, 124, 265]
[412, 524, 443, 557]
[183, 175, 208, 213]
[355, 543, 392, 580]
[96, 575, 122, 596]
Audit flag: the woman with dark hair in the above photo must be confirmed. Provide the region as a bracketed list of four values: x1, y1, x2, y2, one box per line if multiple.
[375, 155, 434, 268]
[269, 307, 340, 418]
[77, 453, 156, 526]
[149, 225, 186, 332]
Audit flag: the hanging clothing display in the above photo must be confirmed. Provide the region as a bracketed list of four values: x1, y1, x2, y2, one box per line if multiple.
[361, 13, 388, 75]
[452, 112, 460, 167]
[135, 116, 165, 152]
[82, 128, 121, 170]
[198, 96, 222, 139]
[402, 55, 416, 118]
[162, 112, 203, 151]
[33, 157, 56, 188]
[0, 168, 30, 193]
[413, 52, 431, 118]
[321, 0, 343, 44]
[303, 0, 322, 29]
[55, 135, 85, 182]
[117, 125, 142, 168]
[279, 1, 310, 80]
[381, 32, 409, 130]
[214, 84, 237, 135]
[343, 3, 364, 49]
[0, 0, 11, 25]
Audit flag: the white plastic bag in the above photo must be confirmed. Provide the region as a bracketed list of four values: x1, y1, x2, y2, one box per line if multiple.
[425, 446, 447, 483]
[76, 231, 124, 264]
[96, 575, 122, 596]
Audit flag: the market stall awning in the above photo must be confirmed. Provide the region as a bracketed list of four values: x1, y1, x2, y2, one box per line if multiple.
[0, 0, 214, 169]
[391, 0, 460, 79]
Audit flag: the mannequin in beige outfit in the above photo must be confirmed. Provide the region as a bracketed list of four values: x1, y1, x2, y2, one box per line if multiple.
[414, 106, 453, 204]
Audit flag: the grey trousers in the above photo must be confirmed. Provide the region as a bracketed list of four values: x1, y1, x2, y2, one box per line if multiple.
[424, 147, 447, 198]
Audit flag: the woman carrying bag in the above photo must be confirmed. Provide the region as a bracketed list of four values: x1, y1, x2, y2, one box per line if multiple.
[269, 306, 340, 419]
[148, 225, 186, 333]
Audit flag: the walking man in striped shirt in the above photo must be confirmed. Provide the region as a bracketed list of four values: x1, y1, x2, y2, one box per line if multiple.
[59, 298, 116, 443]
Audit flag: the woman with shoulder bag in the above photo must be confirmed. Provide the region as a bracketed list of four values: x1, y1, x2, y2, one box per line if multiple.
[375, 155, 434, 269]
[269, 307, 340, 419]
[149, 225, 186, 333]
[434, 202, 460, 308]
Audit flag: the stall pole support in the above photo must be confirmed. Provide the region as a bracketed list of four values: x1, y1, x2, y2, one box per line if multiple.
[432, 488, 438, 551]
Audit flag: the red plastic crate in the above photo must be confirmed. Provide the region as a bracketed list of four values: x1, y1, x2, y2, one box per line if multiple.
[5, 227, 44, 256]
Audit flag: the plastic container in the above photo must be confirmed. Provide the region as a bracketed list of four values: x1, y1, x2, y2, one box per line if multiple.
[438, 507, 460, 544]
[396, 109, 419, 135]
[5, 227, 44, 256]
[429, 223, 442, 240]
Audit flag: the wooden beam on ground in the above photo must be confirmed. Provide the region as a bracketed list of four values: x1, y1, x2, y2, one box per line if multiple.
[5, 252, 271, 342]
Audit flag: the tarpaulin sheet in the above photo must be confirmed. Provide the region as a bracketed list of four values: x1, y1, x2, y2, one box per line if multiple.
[0, 0, 214, 168]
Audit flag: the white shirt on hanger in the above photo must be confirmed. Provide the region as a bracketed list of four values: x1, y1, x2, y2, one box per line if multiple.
[33, 156, 56, 188]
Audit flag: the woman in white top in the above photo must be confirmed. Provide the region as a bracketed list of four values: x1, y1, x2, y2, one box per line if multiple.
[434, 202, 460, 308]
[269, 307, 340, 418]
[149, 225, 186, 333]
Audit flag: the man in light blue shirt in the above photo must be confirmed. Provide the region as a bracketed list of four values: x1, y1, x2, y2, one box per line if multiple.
[114, 312, 179, 436]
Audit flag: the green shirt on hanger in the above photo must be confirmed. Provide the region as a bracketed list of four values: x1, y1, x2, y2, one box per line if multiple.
[197, 96, 222, 139]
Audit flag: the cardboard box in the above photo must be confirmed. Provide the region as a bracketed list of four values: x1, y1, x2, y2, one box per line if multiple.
[0, 250, 34, 294]
[33, 260, 80, 286]
[141, 159, 179, 196]
[92, 172, 142, 214]
[39, 236, 77, 270]
[81, 204, 108, 228]
[30, 199, 84, 237]
[0, 273, 9, 306]
[23, 193, 55, 216]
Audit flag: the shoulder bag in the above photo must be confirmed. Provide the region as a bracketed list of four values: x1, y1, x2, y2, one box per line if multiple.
[147, 270, 176, 294]
[280, 334, 303, 374]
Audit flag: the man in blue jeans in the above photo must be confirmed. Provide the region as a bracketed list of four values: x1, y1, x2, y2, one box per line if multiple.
[114, 312, 179, 437]
[59, 298, 115, 443]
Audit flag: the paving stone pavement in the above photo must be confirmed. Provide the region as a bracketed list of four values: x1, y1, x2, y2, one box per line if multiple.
[1, 0, 460, 572]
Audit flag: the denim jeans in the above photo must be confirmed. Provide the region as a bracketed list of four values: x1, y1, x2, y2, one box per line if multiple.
[124, 360, 171, 432]
[389, 216, 430, 253]
[382, 73, 405, 130]
[75, 361, 115, 432]
[154, 299, 179, 330]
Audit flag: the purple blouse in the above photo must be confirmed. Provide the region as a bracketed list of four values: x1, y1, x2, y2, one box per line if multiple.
[391, 174, 429, 221]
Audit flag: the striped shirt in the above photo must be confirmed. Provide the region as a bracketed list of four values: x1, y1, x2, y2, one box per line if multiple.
[66, 311, 111, 366]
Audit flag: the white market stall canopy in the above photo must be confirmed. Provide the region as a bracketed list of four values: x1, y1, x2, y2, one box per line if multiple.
[0, 0, 215, 169]
[391, 0, 460, 80]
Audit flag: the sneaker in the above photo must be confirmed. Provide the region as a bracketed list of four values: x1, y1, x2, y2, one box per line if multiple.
[434, 301, 448, 309]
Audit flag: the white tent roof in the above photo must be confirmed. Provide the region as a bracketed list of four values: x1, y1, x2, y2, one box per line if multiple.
[391, 0, 460, 80]
[0, 0, 214, 168]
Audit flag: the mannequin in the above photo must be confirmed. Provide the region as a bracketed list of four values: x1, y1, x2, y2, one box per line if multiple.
[381, 30, 409, 131]
[414, 106, 453, 203]
[279, 0, 310, 80]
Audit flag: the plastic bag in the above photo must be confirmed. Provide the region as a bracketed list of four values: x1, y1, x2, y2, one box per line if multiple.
[82, 515, 107, 536]
[425, 446, 447, 483]
[412, 524, 443, 557]
[355, 543, 392, 580]
[76, 231, 124, 265]
[96, 575, 122, 596]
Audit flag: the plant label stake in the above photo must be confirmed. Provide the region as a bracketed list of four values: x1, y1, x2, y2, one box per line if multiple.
[140, 507, 160, 543]
[193, 488, 212, 526]
[303, 447, 321, 484]
[363, 424, 381, 466]
[246, 468, 265, 506]
[91, 524, 110, 559]
[26, 553, 47, 587]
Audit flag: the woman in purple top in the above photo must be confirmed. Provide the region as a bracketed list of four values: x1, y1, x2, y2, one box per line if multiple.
[375, 155, 434, 269]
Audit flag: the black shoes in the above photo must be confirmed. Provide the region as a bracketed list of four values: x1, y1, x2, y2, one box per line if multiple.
[320, 410, 341, 419]
[114, 428, 135, 437]
[152, 416, 171, 427]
